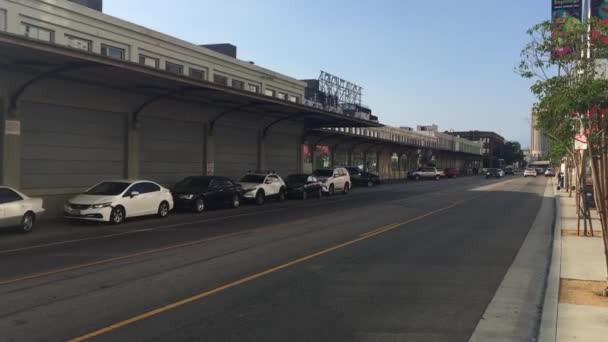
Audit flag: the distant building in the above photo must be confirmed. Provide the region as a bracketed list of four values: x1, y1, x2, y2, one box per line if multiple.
[523, 149, 531, 165]
[446, 130, 505, 168]
[530, 112, 550, 161]
[416, 124, 439, 132]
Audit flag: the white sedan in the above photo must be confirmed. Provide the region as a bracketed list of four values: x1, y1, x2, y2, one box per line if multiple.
[64, 180, 173, 224]
[0, 186, 45, 233]
[523, 168, 537, 177]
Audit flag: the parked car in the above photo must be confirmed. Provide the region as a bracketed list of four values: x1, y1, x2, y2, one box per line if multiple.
[284, 174, 323, 199]
[238, 171, 286, 205]
[544, 168, 556, 177]
[443, 168, 460, 178]
[64, 180, 173, 224]
[171, 176, 243, 212]
[313, 167, 351, 195]
[345, 166, 380, 187]
[486, 168, 503, 179]
[408, 167, 442, 181]
[0, 186, 45, 233]
[524, 168, 538, 177]
[504, 168, 514, 175]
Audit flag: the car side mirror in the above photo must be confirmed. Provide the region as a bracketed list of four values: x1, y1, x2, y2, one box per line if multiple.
[129, 191, 140, 198]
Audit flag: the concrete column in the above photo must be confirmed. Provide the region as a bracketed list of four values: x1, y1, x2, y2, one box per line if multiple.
[1, 97, 21, 188]
[363, 152, 368, 172]
[330, 145, 337, 168]
[125, 115, 140, 179]
[310, 143, 317, 170]
[257, 129, 266, 172]
[347, 149, 353, 166]
[203, 123, 215, 176]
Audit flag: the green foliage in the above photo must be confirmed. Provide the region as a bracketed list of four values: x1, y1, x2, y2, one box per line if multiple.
[502, 141, 524, 166]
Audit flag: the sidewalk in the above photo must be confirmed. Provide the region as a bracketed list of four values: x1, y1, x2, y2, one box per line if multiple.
[539, 184, 608, 342]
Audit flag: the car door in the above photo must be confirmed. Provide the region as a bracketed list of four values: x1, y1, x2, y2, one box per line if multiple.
[0, 188, 25, 227]
[218, 178, 237, 203]
[268, 175, 282, 195]
[122, 182, 147, 217]
[207, 178, 226, 204]
[141, 182, 162, 215]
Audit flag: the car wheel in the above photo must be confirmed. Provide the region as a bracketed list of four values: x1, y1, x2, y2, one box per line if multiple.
[20, 212, 35, 233]
[317, 188, 323, 199]
[302, 191, 307, 200]
[329, 184, 335, 196]
[194, 198, 205, 213]
[110, 206, 125, 225]
[255, 191, 265, 205]
[435, 175, 440, 181]
[343, 183, 350, 195]
[278, 189, 286, 202]
[231, 194, 240, 209]
[367, 180, 374, 187]
[158, 201, 170, 218]
[415, 175, 420, 181]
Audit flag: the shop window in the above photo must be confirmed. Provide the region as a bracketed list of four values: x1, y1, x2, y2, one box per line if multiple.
[101, 44, 125, 60]
[22, 23, 53, 42]
[139, 54, 159, 68]
[214, 74, 228, 86]
[166, 61, 184, 75]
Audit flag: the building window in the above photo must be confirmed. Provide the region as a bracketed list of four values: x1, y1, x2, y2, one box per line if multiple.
[264, 89, 276, 97]
[214, 74, 228, 86]
[0, 10, 7, 31]
[248, 84, 260, 93]
[139, 54, 159, 68]
[165, 61, 184, 75]
[288, 95, 298, 103]
[22, 23, 53, 42]
[277, 92, 287, 100]
[65, 34, 91, 51]
[189, 68, 205, 80]
[231, 79, 244, 90]
[101, 44, 125, 60]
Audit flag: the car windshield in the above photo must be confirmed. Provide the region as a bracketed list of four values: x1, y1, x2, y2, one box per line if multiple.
[240, 175, 266, 183]
[286, 175, 309, 183]
[86, 182, 130, 196]
[313, 170, 334, 177]
[174, 177, 210, 188]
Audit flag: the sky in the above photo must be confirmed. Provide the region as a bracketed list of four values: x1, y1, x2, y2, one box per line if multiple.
[104, 0, 549, 148]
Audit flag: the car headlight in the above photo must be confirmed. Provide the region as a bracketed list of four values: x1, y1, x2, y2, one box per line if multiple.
[91, 202, 112, 209]
[178, 194, 195, 200]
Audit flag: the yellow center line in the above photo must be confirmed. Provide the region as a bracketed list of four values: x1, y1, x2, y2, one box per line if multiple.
[67, 194, 483, 342]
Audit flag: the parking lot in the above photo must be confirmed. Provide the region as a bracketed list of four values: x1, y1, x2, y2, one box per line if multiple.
[0, 175, 547, 342]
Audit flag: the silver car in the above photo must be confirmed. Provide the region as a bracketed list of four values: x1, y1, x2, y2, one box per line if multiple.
[0, 186, 45, 233]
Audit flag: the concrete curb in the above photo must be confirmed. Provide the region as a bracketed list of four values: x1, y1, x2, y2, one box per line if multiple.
[468, 180, 556, 342]
[537, 180, 561, 342]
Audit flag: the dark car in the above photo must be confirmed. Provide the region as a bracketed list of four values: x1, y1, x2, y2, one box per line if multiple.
[284, 174, 323, 199]
[171, 176, 243, 212]
[443, 168, 460, 178]
[504, 168, 514, 175]
[345, 167, 381, 187]
[485, 168, 502, 179]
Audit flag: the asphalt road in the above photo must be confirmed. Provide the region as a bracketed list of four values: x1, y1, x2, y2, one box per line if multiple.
[0, 176, 548, 342]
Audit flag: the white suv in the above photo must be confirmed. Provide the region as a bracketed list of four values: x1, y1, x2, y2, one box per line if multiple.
[313, 167, 351, 196]
[409, 167, 442, 181]
[239, 172, 286, 205]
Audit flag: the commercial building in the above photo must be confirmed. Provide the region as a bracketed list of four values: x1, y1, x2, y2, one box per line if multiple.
[530, 111, 550, 161]
[446, 130, 505, 168]
[0, 0, 482, 217]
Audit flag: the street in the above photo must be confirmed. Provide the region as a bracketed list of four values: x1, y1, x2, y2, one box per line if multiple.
[0, 176, 547, 342]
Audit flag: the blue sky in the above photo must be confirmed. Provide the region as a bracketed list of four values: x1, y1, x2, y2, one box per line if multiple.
[104, 0, 549, 148]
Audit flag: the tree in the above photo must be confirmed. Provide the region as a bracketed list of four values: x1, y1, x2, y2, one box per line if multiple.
[519, 18, 608, 295]
[502, 141, 525, 166]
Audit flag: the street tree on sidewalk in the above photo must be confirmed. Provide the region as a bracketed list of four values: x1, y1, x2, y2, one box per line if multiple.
[518, 18, 608, 295]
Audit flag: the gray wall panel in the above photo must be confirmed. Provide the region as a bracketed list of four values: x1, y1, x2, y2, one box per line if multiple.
[21, 102, 126, 189]
[265, 132, 298, 177]
[139, 116, 203, 186]
[214, 121, 257, 180]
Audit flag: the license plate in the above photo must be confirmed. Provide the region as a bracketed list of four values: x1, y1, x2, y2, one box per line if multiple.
[70, 209, 81, 216]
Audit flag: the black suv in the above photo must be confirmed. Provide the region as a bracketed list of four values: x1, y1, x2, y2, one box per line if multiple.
[345, 167, 380, 187]
[171, 176, 243, 212]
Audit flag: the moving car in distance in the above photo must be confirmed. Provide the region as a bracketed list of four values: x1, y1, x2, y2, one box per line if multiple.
[544, 168, 556, 177]
[523, 168, 538, 177]
[443, 167, 460, 178]
[486, 168, 503, 179]
[238, 171, 286, 205]
[504, 167, 514, 175]
[64, 180, 173, 224]
[313, 167, 351, 195]
[171, 176, 243, 212]
[408, 167, 442, 181]
[0, 186, 45, 233]
[345, 166, 380, 187]
[284, 174, 323, 199]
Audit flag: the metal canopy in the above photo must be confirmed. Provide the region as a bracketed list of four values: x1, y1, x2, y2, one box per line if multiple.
[0, 33, 381, 129]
